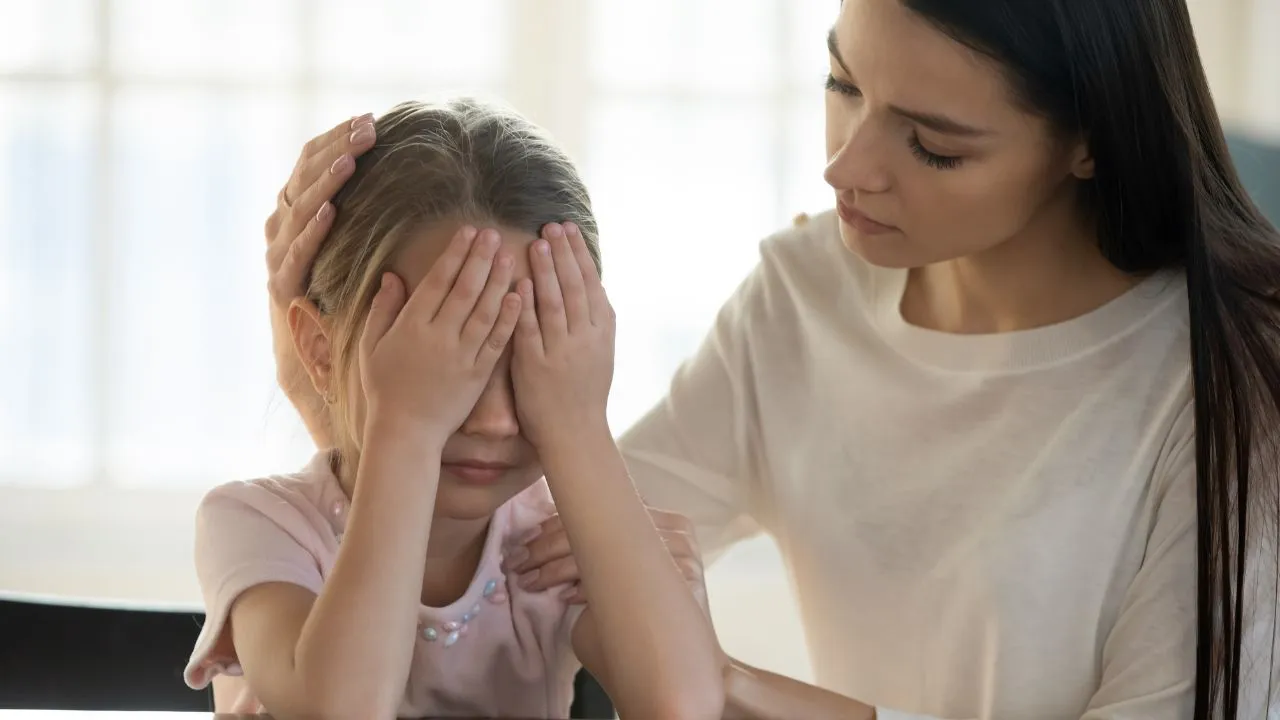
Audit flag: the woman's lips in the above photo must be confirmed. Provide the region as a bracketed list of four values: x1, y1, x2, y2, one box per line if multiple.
[837, 198, 898, 235]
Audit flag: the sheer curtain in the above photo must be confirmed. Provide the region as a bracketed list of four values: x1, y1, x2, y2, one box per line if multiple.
[0, 0, 836, 680]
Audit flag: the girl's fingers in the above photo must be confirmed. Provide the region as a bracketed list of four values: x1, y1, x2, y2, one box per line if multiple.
[435, 229, 501, 328]
[513, 278, 543, 356]
[529, 238, 568, 340]
[476, 292, 522, 371]
[544, 223, 589, 331]
[358, 272, 407, 363]
[402, 226, 479, 320]
[563, 222, 608, 325]
[461, 252, 515, 354]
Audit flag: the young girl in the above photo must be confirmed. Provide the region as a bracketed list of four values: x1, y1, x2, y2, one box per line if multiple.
[183, 99, 726, 719]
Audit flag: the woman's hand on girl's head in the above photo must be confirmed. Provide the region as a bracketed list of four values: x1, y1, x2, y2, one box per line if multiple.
[511, 222, 616, 450]
[265, 113, 378, 446]
[359, 227, 523, 444]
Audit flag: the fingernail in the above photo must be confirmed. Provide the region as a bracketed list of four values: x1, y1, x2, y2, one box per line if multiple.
[517, 569, 539, 588]
[349, 123, 375, 145]
[558, 586, 578, 600]
[497, 253, 513, 268]
[349, 113, 374, 129]
[505, 545, 529, 568]
[329, 153, 352, 175]
[536, 240, 551, 255]
[563, 222, 578, 235]
[316, 202, 334, 222]
[545, 223, 564, 238]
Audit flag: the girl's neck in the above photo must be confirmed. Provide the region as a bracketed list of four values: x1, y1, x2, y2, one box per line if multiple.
[420, 516, 492, 607]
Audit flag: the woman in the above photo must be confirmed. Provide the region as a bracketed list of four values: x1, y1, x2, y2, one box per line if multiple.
[261, 1, 1279, 718]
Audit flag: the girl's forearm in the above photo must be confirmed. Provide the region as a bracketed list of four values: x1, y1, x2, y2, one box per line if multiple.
[293, 420, 442, 716]
[724, 659, 877, 720]
[540, 424, 725, 719]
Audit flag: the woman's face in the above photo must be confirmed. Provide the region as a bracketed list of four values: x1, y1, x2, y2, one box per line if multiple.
[346, 222, 544, 521]
[824, 0, 1091, 268]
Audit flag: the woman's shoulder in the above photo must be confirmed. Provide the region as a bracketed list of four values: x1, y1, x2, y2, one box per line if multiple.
[741, 208, 881, 313]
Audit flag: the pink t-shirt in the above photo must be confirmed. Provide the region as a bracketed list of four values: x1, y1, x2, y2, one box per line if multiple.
[183, 451, 584, 717]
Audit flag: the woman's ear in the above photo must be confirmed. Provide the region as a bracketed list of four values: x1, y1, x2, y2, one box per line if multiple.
[288, 298, 334, 401]
[1068, 137, 1095, 180]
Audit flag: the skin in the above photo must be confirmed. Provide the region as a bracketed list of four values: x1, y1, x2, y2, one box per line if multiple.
[258, 1, 1155, 717]
[229, 216, 725, 718]
[824, 0, 1139, 335]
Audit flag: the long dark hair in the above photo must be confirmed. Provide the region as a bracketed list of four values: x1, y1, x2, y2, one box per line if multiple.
[900, 0, 1280, 717]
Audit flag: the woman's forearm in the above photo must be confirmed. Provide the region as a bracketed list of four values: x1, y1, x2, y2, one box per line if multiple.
[541, 424, 726, 720]
[724, 659, 876, 720]
[293, 420, 442, 715]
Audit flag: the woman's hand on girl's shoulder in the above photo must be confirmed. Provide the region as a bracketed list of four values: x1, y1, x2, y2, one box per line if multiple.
[510, 222, 616, 451]
[503, 507, 711, 612]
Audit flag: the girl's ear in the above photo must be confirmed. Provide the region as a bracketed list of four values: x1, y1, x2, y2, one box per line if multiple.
[288, 298, 334, 401]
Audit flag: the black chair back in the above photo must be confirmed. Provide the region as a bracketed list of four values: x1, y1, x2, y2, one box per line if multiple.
[0, 597, 614, 717]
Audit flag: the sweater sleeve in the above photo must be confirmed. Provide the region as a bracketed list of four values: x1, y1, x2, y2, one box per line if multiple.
[618, 246, 776, 565]
[1080, 427, 1197, 719]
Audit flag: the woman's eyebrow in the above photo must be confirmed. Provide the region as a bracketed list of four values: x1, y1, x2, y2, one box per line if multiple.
[827, 27, 992, 138]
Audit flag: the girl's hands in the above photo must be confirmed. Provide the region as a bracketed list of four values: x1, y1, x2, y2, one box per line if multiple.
[359, 227, 522, 443]
[511, 222, 615, 449]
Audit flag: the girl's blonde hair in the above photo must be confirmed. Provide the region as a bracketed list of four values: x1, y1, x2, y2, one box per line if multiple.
[304, 98, 601, 461]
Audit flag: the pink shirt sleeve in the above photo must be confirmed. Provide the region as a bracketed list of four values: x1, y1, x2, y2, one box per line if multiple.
[183, 480, 331, 690]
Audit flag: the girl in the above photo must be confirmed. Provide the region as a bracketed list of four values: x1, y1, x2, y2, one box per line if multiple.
[262, 0, 1280, 718]
[184, 99, 725, 719]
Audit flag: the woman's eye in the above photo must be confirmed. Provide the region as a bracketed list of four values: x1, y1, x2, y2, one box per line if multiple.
[824, 74, 861, 97]
[908, 134, 963, 170]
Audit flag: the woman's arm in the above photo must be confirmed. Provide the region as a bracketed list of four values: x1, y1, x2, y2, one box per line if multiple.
[723, 660, 877, 720]
[512, 223, 725, 719]
[263, 115, 379, 448]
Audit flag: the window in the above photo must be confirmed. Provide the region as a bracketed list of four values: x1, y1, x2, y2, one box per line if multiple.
[1, 0, 841, 682]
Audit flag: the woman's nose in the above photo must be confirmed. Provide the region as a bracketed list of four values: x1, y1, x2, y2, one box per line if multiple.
[824, 111, 892, 195]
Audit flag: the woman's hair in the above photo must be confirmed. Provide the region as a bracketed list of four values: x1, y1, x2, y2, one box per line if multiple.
[304, 98, 601, 461]
[899, 0, 1280, 716]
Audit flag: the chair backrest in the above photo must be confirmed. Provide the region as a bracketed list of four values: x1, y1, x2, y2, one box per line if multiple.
[0, 597, 614, 717]
[0, 598, 209, 711]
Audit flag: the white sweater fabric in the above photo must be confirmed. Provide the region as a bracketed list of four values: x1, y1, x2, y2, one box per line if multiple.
[618, 210, 1208, 719]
